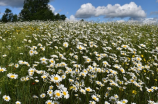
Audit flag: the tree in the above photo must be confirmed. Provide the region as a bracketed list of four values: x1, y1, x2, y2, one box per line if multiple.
[60, 15, 66, 21]
[19, 0, 57, 21]
[12, 14, 18, 22]
[80, 19, 84, 22]
[55, 13, 60, 21]
[1, 8, 13, 23]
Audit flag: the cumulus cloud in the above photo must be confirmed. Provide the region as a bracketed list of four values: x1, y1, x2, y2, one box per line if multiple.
[66, 15, 79, 22]
[75, 2, 146, 19]
[75, 3, 96, 18]
[0, 0, 54, 7]
[120, 17, 158, 25]
[141, 18, 158, 24]
[48, 4, 55, 13]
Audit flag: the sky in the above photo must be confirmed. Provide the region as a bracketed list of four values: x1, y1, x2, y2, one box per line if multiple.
[0, 0, 158, 24]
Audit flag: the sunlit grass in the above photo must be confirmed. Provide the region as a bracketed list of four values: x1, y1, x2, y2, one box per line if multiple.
[0, 20, 158, 104]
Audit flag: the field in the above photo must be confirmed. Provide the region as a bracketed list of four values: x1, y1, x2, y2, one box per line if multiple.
[0, 20, 158, 104]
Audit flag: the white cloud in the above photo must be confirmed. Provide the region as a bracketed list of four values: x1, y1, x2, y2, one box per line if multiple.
[117, 18, 158, 25]
[141, 18, 158, 24]
[66, 15, 79, 22]
[75, 3, 96, 18]
[75, 2, 146, 19]
[48, 4, 55, 13]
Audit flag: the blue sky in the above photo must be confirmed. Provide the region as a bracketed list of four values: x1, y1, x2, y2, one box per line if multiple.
[0, 0, 158, 23]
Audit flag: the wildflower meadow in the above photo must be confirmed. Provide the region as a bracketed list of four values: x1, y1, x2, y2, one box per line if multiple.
[0, 20, 158, 104]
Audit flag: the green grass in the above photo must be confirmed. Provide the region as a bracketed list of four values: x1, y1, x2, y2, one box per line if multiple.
[0, 20, 158, 104]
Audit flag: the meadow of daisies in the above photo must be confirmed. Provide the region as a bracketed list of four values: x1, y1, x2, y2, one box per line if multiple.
[0, 20, 158, 104]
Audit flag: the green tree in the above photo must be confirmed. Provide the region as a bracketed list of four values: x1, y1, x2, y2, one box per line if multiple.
[60, 14, 66, 21]
[80, 19, 84, 22]
[1, 8, 13, 23]
[54, 13, 60, 21]
[12, 14, 18, 22]
[19, 0, 58, 21]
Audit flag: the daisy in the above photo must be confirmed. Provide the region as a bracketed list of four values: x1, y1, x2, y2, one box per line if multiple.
[121, 45, 128, 49]
[54, 90, 62, 98]
[103, 61, 109, 67]
[49, 58, 55, 64]
[0, 67, 6, 72]
[80, 88, 86, 94]
[89, 101, 96, 104]
[152, 86, 158, 90]
[135, 57, 142, 62]
[49, 85, 54, 90]
[114, 94, 119, 99]
[40, 57, 47, 62]
[104, 101, 110, 104]
[53, 101, 60, 104]
[41, 74, 48, 79]
[146, 88, 154, 92]
[15, 64, 19, 68]
[47, 90, 53, 97]
[85, 87, 92, 92]
[15, 101, 21, 104]
[86, 57, 92, 63]
[40, 93, 46, 98]
[50, 74, 62, 83]
[120, 68, 125, 73]
[80, 72, 87, 77]
[29, 50, 34, 56]
[91, 95, 99, 102]
[121, 99, 128, 104]
[45, 100, 53, 104]
[7, 73, 18, 79]
[62, 90, 69, 99]
[77, 44, 85, 50]
[63, 42, 69, 48]
[32, 95, 38, 98]
[3, 95, 11, 102]
[61, 74, 66, 79]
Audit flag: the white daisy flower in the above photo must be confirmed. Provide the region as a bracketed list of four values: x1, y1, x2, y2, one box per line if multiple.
[62, 90, 69, 99]
[63, 42, 69, 48]
[40, 93, 46, 98]
[7, 73, 18, 79]
[45, 100, 53, 104]
[50, 74, 62, 83]
[54, 90, 62, 98]
[15, 101, 21, 104]
[3, 95, 11, 102]
[0, 67, 7, 72]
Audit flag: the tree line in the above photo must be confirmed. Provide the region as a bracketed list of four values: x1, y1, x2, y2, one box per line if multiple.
[0, 0, 67, 23]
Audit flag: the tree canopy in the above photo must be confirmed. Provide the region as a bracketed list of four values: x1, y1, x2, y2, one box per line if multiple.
[0, 0, 67, 22]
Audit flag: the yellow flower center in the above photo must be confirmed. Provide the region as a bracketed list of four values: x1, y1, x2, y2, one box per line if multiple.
[86, 88, 90, 91]
[47, 102, 51, 104]
[56, 92, 60, 96]
[79, 46, 82, 50]
[63, 91, 66, 95]
[54, 77, 58, 80]
[0, 69, 3, 71]
[5, 97, 8, 100]
[10, 75, 15, 78]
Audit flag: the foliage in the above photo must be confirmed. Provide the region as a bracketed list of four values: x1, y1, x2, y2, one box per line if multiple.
[19, 0, 66, 21]
[1, 8, 16, 23]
